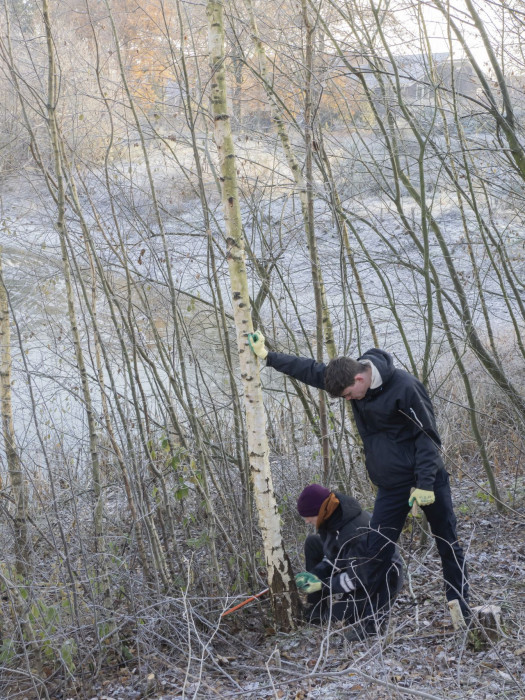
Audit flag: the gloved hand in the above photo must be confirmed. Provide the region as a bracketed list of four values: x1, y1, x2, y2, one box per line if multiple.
[409, 488, 435, 507]
[295, 571, 322, 594]
[248, 331, 268, 360]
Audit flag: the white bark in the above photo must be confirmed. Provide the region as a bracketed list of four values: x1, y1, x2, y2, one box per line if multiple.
[0, 248, 29, 578]
[206, 0, 300, 629]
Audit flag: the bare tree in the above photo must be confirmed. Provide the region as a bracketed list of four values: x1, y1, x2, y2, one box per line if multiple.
[0, 248, 29, 577]
[206, 0, 301, 631]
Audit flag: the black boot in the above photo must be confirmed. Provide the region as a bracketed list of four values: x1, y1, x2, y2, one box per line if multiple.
[344, 618, 378, 642]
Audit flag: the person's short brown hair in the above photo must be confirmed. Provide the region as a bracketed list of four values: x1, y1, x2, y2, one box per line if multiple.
[325, 356, 369, 397]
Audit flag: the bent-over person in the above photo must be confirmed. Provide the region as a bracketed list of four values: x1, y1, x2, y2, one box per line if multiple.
[295, 484, 404, 639]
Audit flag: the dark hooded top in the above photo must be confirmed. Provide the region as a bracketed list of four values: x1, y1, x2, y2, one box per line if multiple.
[267, 348, 445, 490]
[312, 492, 402, 594]
[311, 492, 371, 594]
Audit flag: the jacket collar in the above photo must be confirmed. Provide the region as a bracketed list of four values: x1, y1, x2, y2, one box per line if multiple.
[360, 359, 383, 390]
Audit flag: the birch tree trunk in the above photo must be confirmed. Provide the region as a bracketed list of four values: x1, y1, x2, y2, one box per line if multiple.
[206, 0, 300, 630]
[0, 251, 42, 667]
[0, 249, 30, 579]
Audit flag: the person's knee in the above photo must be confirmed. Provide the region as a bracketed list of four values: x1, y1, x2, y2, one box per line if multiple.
[390, 562, 404, 597]
[304, 534, 323, 553]
[434, 536, 464, 563]
[304, 534, 324, 570]
[367, 530, 398, 561]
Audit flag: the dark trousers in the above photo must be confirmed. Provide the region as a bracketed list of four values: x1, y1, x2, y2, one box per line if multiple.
[367, 470, 469, 611]
[304, 534, 403, 624]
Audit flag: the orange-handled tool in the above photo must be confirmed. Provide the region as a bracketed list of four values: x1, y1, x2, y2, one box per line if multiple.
[221, 587, 270, 617]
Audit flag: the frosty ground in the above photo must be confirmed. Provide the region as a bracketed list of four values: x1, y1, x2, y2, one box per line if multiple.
[72, 469, 525, 700]
[1, 150, 524, 700]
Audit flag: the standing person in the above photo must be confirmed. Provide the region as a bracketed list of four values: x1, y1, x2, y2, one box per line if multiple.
[248, 333, 470, 623]
[294, 483, 403, 639]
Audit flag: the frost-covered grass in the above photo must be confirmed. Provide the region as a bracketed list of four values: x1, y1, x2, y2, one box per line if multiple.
[1, 131, 524, 698]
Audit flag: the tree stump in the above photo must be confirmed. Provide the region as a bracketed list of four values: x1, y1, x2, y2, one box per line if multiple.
[472, 605, 503, 641]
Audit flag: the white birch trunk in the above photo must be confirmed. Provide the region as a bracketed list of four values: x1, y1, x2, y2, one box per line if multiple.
[0, 249, 30, 578]
[206, 0, 300, 630]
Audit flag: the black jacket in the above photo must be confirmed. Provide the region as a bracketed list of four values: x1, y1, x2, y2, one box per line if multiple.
[267, 348, 445, 490]
[312, 492, 371, 594]
[312, 492, 402, 594]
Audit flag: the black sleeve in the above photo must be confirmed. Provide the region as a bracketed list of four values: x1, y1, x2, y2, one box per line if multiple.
[311, 558, 334, 580]
[266, 352, 327, 390]
[326, 531, 369, 594]
[400, 381, 443, 491]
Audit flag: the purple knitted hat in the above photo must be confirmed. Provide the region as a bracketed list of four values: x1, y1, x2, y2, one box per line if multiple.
[297, 484, 331, 517]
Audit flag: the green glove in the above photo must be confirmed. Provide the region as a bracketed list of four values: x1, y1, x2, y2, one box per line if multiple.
[248, 331, 268, 360]
[295, 571, 322, 594]
[409, 488, 435, 507]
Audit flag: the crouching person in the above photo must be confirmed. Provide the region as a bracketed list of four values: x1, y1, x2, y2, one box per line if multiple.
[295, 484, 404, 640]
